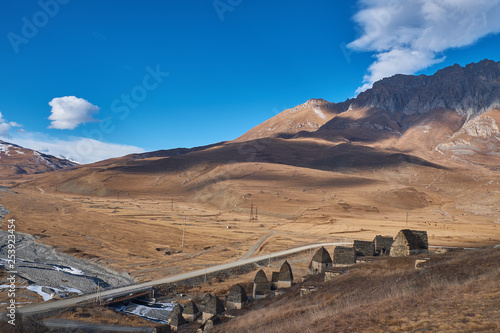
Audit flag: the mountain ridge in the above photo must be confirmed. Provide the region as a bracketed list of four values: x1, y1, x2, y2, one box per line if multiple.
[2, 59, 500, 181]
[235, 59, 500, 168]
[349, 59, 500, 117]
[0, 140, 78, 179]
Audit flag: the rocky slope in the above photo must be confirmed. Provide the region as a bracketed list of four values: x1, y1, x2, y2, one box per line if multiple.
[348, 59, 500, 118]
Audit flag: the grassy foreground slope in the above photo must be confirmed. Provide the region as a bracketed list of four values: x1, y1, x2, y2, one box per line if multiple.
[214, 247, 500, 333]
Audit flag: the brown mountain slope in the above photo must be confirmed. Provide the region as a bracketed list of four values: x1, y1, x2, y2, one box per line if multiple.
[234, 99, 340, 142]
[0, 140, 78, 180]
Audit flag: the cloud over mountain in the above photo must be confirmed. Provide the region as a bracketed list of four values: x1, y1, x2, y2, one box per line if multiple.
[0, 112, 23, 137]
[48, 96, 100, 130]
[349, 0, 500, 93]
[10, 133, 145, 164]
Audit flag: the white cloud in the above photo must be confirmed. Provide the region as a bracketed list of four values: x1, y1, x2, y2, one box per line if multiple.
[0, 123, 11, 137]
[0, 110, 143, 164]
[48, 96, 100, 130]
[0, 112, 22, 137]
[7, 132, 145, 164]
[349, 0, 500, 93]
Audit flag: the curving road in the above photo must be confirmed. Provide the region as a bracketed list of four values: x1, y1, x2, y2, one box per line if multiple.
[19, 241, 350, 316]
[240, 231, 277, 260]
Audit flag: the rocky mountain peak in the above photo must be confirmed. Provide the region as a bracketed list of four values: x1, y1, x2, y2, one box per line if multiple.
[350, 59, 500, 117]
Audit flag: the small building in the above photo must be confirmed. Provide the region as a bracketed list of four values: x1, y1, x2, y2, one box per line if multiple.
[308, 246, 333, 275]
[374, 235, 393, 256]
[252, 269, 269, 300]
[391, 229, 429, 257]
[226, 284, 248, 310]
[168, 304, 186, 332]
[201, 294, 225, 323]
[199, 293, 212, 314]
[353, 240, 374, 257]
[182, 300, 200, 322]
[276, 260, 293, 289]
[333, 246, 356, 266]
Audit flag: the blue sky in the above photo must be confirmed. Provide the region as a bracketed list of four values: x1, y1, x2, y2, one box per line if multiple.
[1, 0, 500, 163]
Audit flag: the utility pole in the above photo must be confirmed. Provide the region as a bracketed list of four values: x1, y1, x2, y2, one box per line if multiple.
[97, 281, 102, 305]
[250, 202, 253, 222]
[182, 216, 186, 247]
[250, 202, 258, 222]
[406, 210, 409, 227]
[171, 198, 174, 211]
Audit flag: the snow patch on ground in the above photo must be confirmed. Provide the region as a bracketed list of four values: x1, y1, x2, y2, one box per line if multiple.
[0, 143, 11, 157]
[53, 265, 85, 275]
[0, 284, 83, 301]
[26, 285, 53, 301]
[313, 107, 327, 120]
[112, 301, 175, 323]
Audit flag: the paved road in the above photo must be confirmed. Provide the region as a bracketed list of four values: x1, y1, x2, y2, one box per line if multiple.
[19, 241, 349, 315]
[240, 231, 277, 260]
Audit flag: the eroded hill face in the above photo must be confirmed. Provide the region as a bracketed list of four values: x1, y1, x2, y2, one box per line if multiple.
[0, 140, 78, 179]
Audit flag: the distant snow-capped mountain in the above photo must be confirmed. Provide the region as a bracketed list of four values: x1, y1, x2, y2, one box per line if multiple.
[0, 140, 79, 178]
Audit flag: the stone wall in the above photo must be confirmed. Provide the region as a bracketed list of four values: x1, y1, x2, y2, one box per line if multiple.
[253, 281, 269, 299]
[412, 231, 429, 250]
[308, 261, 331, 275]
[324, 268, 348, 281]
[390, 235, 409, 257]
[333, 246, 356, 266]
[354, 240, 374, 257]
[374, 235, 393, 255]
